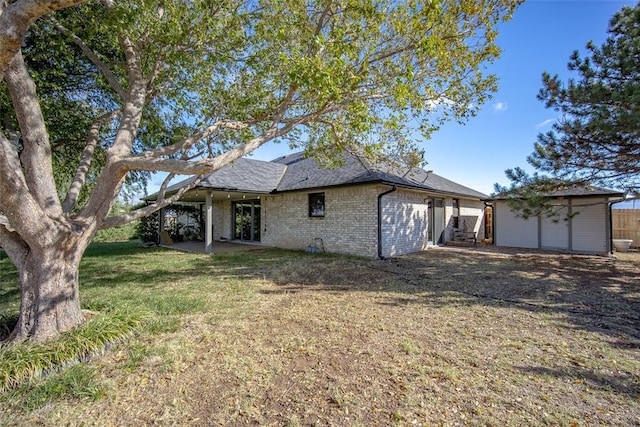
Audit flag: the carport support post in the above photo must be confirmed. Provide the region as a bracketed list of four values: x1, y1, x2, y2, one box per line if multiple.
[205, 192, 213, 253]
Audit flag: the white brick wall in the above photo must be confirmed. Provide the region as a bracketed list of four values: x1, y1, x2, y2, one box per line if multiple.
[380, 189, 429, 257]
[444, 198, 486, 241]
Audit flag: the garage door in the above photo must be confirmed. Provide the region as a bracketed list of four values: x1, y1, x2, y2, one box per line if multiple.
[495, 202, 538, 248]
[540, 202, 569, 250]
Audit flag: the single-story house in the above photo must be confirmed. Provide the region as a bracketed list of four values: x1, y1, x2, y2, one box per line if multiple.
[485, 186, 625, 254]
[145, 152, 489, 258]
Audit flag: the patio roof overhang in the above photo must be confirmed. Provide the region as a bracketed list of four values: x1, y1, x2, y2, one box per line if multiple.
[152, 186, 269, 255]
[173, 187, 269, 203]
[144, 187, 270, 204]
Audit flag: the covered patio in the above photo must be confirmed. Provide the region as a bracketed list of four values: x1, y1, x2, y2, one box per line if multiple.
[157, 188, 266, 253]
[145, 158, 285, 254]
[160, 239, 268, 254]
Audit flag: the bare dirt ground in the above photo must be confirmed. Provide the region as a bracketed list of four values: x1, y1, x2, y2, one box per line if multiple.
[8, 247, 640, 426]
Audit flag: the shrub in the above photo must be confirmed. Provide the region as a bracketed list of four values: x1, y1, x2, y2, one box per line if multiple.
[93, 221, 138, 243]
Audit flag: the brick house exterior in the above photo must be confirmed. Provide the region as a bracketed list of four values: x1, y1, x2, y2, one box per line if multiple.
[148, 152, 488, 258]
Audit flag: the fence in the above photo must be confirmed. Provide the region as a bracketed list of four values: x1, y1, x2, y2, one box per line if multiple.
[613, 209, 640, 248]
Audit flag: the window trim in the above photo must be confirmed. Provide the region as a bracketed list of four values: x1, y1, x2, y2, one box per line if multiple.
[308, 192, 326, 217]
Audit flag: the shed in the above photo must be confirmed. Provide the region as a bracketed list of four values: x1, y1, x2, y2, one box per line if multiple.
[487, 186, 625, 254]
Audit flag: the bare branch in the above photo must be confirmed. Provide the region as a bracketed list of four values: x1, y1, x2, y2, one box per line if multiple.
[100, 174, 205, 229]
[108, 34, 147, 157]
[137, 120, 251, 159]
[146, 55, 166, 90]
[120, 34, 143, 89]
[49, 17, 127, 100]
[138, 81, 299, 162]
[62, 110, 121, 214]
[75, 36, 147, 223]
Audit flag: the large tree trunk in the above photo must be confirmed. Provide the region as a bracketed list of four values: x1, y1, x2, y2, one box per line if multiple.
[9, 239, 87, 342]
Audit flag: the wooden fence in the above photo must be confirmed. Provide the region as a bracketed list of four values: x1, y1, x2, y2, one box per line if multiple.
[613, 209, 640, 248]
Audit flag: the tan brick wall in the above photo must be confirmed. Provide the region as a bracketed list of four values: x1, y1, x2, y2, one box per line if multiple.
[209, 186, 486, 258]
[262, 185, 379, 257]
[212, 200, 233, 240]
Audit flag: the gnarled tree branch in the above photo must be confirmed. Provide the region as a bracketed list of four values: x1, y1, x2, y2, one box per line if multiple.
[4, 51, 62, 216]
[62, 109, 121, 214]
[137, 119, 251, 160]
[100, 174, 205, 229]
[0, 133, 54, 247]
[0, 217, 29, 270]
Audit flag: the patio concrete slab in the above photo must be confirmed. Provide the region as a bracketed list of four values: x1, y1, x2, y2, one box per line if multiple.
[160, 240, 268, 254]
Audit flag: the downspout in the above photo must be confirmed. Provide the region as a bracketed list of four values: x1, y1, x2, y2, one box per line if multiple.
[377, 185, 397, 259]
[484, 201, 494, 244]
[609, 196, 639, 254]
[609, 201, 614, 254]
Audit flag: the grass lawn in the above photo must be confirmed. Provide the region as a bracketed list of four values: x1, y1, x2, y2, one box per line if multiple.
[1, 242, 639, 425]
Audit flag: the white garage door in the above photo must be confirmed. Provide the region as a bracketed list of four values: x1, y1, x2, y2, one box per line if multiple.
[572, 198, 607, 253]
[495, 202, 538, 248]
[540, 202, 569, 250]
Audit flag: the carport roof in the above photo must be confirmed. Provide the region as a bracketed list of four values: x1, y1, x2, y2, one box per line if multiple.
[487, 185, 625, 201]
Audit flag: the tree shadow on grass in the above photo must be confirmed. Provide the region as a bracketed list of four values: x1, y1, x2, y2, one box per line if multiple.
[248, 248, 640, 400]
[518, 365, 640, 399]
[3, 242, 639, 347]
[366, 251, 640, 342]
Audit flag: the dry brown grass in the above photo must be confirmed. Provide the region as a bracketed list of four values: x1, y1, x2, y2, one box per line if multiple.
[3, 246, 639, 426]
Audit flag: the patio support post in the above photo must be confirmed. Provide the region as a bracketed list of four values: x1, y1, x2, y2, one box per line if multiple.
[205, 192, 213, 253]
[159, 207, 165, 245]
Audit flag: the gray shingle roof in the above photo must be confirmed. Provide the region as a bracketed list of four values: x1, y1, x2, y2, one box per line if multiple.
[198, 157, 286, 192]
[546, 186, 625, 198]
[146, 158, 285, 199]
[147, 151, 488, 200]
[272, 152, 488, 199]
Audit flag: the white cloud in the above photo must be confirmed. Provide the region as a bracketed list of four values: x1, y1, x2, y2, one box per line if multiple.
[535, 118, 555, 129]
[425, 96, 456, 110]
[492, 102, 508, 113]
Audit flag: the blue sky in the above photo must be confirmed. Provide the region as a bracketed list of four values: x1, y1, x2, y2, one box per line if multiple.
[249, 0, 636, 196]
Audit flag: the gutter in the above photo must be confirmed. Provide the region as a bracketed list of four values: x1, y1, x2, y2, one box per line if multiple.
[271, 179, 486, 201]
[377, 185, 397, 259]
[609, 196, 640, 254]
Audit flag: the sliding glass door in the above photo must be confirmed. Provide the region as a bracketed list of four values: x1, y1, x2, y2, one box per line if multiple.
[427, 198, 445, 245]
[233, 200, 261, 242]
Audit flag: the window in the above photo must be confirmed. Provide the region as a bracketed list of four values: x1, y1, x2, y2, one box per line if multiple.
[308, 192, 325, 217]
[452, 198, 460, 228]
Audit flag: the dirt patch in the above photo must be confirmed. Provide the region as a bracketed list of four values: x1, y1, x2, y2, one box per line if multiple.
[7, 247, 640, 426]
